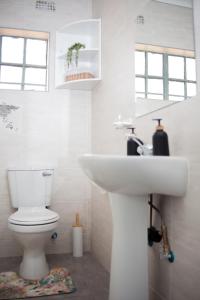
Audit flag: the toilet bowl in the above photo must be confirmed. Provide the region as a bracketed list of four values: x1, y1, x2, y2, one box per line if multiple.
[8, 207, 59, 280]
[7, 168, 60, 280]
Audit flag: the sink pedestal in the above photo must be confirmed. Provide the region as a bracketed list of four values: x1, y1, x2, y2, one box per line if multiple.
[109, 193, 149, 300]
[79, 154, 188, 300]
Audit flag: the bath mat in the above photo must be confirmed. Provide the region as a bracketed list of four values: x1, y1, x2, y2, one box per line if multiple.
[0, 267, 76, 299]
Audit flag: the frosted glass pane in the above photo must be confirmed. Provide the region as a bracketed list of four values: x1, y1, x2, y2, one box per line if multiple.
[147, 94, 164, 100]
[136, 93, 145, 99]
[24, 85, 46, 91]
[0, 83, 21, 90]
[168, 95, 184, 101]
[168, 56, 184, 79]
[1, 36, 24, 64]
[148, 53, 163, 76]
[169, 81, 184, 96]
[25, 68, 46, 84]
[148, 79, 163, 93]
[135, 51, 145, 75]
[186, 58, 196, 81]
[135, 77, 145, 92]
[1, 66, 22, 83]
[26, 39, 47, 66]
[187, 82, 196, 97]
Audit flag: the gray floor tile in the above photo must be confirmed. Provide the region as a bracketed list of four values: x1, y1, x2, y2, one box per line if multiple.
[0, 252, 109, 300]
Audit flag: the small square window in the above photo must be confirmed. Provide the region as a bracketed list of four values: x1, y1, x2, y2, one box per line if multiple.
[26, 39, 47, 66]
[0, 28, 49, 91]
[148, 79, 163, 94]
[186, 58, 196, 81]
[187, 82, 196, 97]
[135, 77, 145, 93]
[169, 81, 184, 96]
[135, 45, 197, 102]
[25, 68, 46, 85]
[168, 56, 184, 79]
[1, 36, 24, 64]
[1, 66, 23, 83]
[148, 53, 163, 76]
[135, 51, 145, 75]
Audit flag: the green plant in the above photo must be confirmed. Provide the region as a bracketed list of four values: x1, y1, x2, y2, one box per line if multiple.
[66, 42, 85, 68]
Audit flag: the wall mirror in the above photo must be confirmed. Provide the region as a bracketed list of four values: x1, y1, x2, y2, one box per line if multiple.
[134, 0, 196, 117]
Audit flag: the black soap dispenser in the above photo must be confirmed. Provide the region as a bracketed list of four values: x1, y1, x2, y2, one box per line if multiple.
[152, 119, 170, 156]
[127, 127, 143, 156]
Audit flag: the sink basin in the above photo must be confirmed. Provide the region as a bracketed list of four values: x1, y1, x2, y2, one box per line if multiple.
[79, 154, 188, 300]
[79, 154, 188, 197]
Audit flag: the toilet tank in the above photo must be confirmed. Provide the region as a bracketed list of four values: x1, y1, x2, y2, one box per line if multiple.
[8, 168, 54, 208]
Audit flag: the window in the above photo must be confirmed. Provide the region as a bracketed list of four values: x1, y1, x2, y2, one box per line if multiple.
[135, 44, 196, 101]
[0, 28, 49, 91]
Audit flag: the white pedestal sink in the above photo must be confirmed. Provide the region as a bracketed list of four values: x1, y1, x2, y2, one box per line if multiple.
[79, 154, 188, 300]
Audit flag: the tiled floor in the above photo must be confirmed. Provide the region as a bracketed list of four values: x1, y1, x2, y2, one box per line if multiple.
[0, 252, 110, 300]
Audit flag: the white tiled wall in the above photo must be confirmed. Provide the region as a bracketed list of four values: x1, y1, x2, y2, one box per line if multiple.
[91, 0, 144, 271]
[135, 1, 194, 51]
[0, 0, 92, 257]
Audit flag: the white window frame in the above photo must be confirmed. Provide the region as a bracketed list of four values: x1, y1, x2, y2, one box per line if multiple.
[135, 44, 196, 101]
[0, 28, 49, 91]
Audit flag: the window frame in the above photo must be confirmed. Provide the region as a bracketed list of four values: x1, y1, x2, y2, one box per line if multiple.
[0, 33, 49, 91]
[135, 48, 196, 101]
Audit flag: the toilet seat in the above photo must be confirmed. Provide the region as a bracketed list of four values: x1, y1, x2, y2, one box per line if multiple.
[8, 207, 59, 226]
[8, 221, 58, 233]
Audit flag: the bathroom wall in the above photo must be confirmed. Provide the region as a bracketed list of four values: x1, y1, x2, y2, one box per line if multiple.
[135, 1, 194, 51]
[91, 0, 148, 270]
[0, 0, 92, 257]
[92, 0, 200, 300]
[140, 1, 200, 299]
[135, 1, 194, 117]
[135, 93, 200, 300]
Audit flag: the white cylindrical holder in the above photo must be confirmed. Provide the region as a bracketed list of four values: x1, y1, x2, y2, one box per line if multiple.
[72, 213, 83, 257]
[72, 226, 83, 257]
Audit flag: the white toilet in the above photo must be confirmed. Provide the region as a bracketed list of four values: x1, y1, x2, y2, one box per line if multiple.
[7, 168, 59, 280]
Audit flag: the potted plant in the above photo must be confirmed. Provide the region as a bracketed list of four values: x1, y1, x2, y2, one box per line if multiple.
[66, 42, 85, 68]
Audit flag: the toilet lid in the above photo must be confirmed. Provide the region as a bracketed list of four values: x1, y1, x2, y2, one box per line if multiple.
[9, 207, 59, 225]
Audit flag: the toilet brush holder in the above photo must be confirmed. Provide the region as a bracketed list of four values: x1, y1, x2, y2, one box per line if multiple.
[72, 213, 83, 257]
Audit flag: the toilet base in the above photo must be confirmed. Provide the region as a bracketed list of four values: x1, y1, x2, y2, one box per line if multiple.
[20, 249, 49, 280]
[8, 221, 58, 280]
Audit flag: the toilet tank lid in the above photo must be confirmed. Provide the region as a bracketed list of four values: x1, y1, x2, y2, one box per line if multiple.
[8, 167, 54, 171]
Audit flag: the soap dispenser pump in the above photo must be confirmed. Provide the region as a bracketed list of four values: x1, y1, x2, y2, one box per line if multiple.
[127, 127, 143, 156]
[152, 119, 170, 156]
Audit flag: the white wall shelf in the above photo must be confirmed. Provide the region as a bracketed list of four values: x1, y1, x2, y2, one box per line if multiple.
[56, 78, 100, 90]
[55, 19, 101, 90]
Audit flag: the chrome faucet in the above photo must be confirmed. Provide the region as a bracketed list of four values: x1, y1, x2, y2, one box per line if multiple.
[113, 116, 152, 156]
[130, 135, 153, 156]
